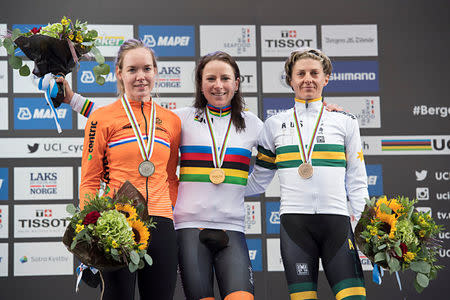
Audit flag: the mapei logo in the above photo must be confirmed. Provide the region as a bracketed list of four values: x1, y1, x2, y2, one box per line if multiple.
[80, 71, 95, 84]
[415, 170, 428, 181]
[14, 98, 72, 130]
[142, 34, 191, 47]
[77, 61, 116, 93]
[366, 164, 383, 196]
[139, 26, 195, 57]
[17, 107, 67, 120]
[270, 212, 280, 224]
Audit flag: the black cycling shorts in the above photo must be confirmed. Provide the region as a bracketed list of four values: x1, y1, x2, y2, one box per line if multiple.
[280, 214, 365, 300]
[177, 228, 254, 300]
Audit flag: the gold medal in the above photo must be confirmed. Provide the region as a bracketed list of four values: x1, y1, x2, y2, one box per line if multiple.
[209, 168, 226, 184]
[138, 160, 155, 177]
[298, 162, 313, 179]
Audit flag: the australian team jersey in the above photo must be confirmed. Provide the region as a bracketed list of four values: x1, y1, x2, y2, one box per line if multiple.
[174, 106, 263, 232]
[245, 98, 368, 220]
[79, 97, 181, 220]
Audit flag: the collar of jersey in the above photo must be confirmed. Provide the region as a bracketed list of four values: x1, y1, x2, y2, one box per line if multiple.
[206, 103, 231, 117]
[294, 97, 323, 112]
[126, 97, 154, 107]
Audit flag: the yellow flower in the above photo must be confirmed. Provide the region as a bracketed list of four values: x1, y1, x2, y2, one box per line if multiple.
[129, 219, 150, 250]
[111, 240, 119, 248]
[376, 196, 404, 216]
[69, 34, 74, 40]
[370, 227, 378, 236]
[76, 35, 83, 43]
[419, 230, 426, 237]
[376, 211, 397, 239]
[404, 252, 416, 263]
[115, 203, 138, 220]
[75, 224, 85, 233]
[61, 17, 69, 26]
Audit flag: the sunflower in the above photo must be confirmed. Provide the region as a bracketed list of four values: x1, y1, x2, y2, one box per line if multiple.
[376, 210, 398, 239]
[115, 203, 138, 220]
[128, 219, 150, 250]
[376, 196, 404, 216]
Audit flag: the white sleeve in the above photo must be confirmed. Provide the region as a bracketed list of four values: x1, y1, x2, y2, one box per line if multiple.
[245, 118, 277, 196]
[345, 116, 369, 221]
[69, 93, 100, 117]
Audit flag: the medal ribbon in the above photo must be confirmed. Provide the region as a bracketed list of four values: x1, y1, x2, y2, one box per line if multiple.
[293, 102, 324, 164]
[205, 107, 232, 168]
[121, 94, 156, 161]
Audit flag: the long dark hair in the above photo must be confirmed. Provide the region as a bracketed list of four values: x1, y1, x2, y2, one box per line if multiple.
[194, 51, 246, 132]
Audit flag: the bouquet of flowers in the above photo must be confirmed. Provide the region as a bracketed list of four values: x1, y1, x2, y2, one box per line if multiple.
[63, 181, 154, 273]
[355, 195, 443, 292]
[1, 16, 109, 106]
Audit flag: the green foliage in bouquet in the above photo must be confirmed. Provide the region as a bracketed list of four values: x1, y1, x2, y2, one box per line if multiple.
[64, 181, 155, 273]
[1, 16, 109, 84]
[355, 196, 444, 293]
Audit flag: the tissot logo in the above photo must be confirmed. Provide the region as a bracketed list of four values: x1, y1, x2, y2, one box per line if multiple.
[261, 25, 317, 57]
[416, 170, 428, 181]
[15, 205, 71, 237]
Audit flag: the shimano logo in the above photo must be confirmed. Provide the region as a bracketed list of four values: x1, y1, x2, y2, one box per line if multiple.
[17, 107, 67, 120]
[143, 35, 190, 47]
[330, 72, 376, 81]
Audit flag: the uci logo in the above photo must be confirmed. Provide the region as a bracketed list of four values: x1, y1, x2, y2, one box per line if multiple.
[17, 107, 32, 120]
[143, 35, 156, 47]
[81, 71, 95, 84]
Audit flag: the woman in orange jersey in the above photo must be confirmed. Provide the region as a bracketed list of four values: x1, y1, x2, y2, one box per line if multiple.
[79, 39, 181, 300]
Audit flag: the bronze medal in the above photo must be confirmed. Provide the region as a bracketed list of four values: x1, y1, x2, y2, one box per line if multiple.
[298, 162, 313, 179]
[209, 168, 226, 184]
[138, 160, 155, 177]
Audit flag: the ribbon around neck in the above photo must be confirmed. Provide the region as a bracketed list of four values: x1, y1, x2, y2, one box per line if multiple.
[205, 107, 232, 169]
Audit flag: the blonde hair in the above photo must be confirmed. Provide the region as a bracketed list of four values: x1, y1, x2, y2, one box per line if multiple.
[115, 38, 158, 97]
[284, 47, 332, 86]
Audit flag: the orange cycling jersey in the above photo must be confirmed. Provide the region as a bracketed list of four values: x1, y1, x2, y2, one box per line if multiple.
[80, 98, 181, 219]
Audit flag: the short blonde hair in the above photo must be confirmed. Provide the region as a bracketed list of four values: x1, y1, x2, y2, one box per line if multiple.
[284, 48, 332, 86]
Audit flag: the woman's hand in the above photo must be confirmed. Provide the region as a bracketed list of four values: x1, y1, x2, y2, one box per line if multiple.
[324, 101, 343, 112]
[55, 76, 74, 104]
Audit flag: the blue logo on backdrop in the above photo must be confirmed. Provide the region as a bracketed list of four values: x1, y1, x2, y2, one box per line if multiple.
[326, 61, 379, 93]
[14, 98, 72, 130]
[246, 238, 262, 272]
[0, 168, 8, 200]
[366, 164, 383, 196]
[263, 98, 292, 120]
[12, 24, 45, 56]
[266, 201, 281, 234]
[77, 61, 116, 93]
[139, 26, 195, 57]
